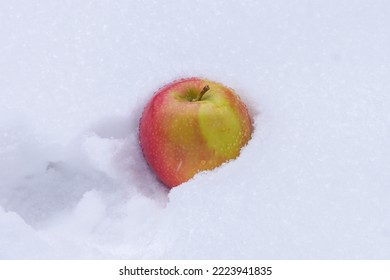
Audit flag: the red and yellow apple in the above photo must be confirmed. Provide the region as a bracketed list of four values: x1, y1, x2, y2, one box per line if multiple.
[139, 77, 252, 188]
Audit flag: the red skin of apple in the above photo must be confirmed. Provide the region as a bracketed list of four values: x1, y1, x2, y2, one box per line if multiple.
[139, 77, 252, 188]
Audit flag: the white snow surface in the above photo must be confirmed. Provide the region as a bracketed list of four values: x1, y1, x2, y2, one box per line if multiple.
[1, 0, 390, 259]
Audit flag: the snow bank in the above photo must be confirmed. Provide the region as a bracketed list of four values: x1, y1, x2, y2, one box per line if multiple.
[1, 0, 389, 259]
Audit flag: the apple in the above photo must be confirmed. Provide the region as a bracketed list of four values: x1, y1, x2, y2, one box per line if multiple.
[139, 77, 253, 188]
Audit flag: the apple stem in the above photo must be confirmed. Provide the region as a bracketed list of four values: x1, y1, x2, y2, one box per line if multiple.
[197, 85, 210, 101]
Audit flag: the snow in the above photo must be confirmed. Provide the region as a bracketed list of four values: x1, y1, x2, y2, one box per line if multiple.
[1, 0, 390, 259]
